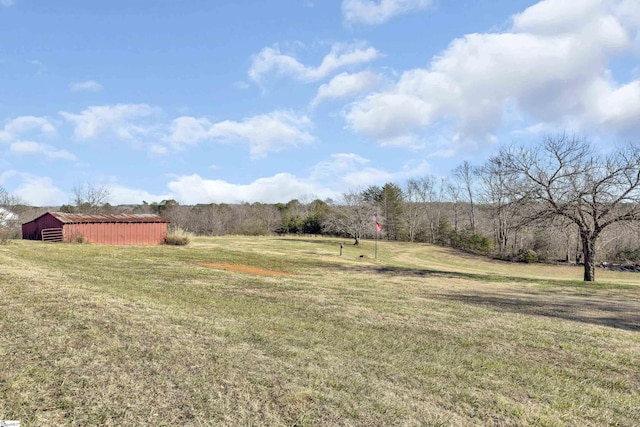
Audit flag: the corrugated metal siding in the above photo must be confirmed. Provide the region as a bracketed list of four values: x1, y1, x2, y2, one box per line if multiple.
[22, 212, 168, 245]
[65, 222, 167, 245]
[49, 212, 168, 224]
[21, 213, 64, 240]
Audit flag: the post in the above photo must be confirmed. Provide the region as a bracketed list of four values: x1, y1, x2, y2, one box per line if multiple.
[375, 229, 378, 259]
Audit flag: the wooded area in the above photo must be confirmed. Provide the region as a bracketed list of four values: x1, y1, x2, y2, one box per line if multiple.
[3, 136, 639, 281]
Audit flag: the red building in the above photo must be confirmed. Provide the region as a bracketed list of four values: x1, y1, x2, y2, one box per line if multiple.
[22, 212, 169, 245]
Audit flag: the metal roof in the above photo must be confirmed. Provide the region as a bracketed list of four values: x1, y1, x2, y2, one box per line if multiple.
[47, 212, 170, 224]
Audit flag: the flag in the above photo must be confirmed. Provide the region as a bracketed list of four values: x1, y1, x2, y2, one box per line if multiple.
[372, 213, 381, 232]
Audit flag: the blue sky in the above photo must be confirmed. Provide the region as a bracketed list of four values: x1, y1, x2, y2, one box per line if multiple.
[1, 0, 639, 206]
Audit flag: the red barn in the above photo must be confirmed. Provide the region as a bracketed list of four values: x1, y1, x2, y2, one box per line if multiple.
[22, 212, 169, 245]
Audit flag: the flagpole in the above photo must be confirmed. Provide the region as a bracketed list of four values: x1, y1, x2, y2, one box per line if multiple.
[372, 212, 379, 260]
[375, 227, 378, 259]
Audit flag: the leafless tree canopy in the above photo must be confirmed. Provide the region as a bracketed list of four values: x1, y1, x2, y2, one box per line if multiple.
[499, 134, 640, 281]
[73, 184, 110, 214]
[322, 189, 375, 245]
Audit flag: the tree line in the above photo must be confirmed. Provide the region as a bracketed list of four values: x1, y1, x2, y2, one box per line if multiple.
[2, 135, 639, 281]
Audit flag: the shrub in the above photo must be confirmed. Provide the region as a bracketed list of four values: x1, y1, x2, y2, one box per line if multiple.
[615, 249, 640, 262]
[0, 229, 10, 245]
[449, 228, 493, 254]
[519, 249, 539, 263]
[165, 227, 192, 246]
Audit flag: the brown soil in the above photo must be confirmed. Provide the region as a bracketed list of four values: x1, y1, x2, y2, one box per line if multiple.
[192, 262, 294, 276]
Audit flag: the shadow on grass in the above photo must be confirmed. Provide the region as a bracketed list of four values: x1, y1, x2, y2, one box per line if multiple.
[439, 291, 640, 332]
[360, 265, 613, 289]
[327, 264, 640, 331]
[276, 237, 355, 246]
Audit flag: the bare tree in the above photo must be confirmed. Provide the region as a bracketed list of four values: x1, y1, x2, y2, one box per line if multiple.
[453, 160, 477, 233]
[500, 134, 640, 281]
[476, 156, 520, 254]
[443, 178, 461, 232]
[323, 189, 374, 245]
[73, 184, 110, 214]
[403, 180, 422, 242]
[405, 176, 440, 243]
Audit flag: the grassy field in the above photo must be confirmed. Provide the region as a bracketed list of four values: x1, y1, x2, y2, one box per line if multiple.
[1, 236, 639, 426]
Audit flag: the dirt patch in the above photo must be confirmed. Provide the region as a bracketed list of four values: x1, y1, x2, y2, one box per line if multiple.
[192, 262, 294, 277]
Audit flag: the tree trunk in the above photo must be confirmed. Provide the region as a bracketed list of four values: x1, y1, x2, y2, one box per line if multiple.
[582, 237, 596, 282]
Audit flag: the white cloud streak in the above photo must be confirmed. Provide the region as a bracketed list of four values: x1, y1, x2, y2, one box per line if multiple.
[342, 0, 432, 25]
[167, 173, 334, 204]
[10, 141, 76, 160]
[249, 41, 380, 84]
[0, 116, 56, 142]
[60, 104, 157, 140]
[69, 80, 104, 92]
[311, 71, 382, 107]
[170, 111, 314, 158]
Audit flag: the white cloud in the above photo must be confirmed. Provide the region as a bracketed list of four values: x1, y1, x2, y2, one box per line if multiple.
[169, 111, 314, 158]
[60, 104, 157, 140]
[94, 153, 432, 205]
[167, 173, 334, 204]
[346, 91, 433, 144]
[69, 80, 104, 92]
[0, 116, 56, 142]
[342, 160, 430, 186]
[169, 116, 213, 145]
[586, 79, 640, 130]
[342, 0, 432, 25]
[14, 175, 68, 206]
[617, 0, 640, 31]
[106, 185, 172, 205]
[1, 0, 14, 7]
[249, 41, 380, 84]
[10, 141, 76, 160]
[210, 111, 314, 157]
[311, 71, 381, 107]
[345, 0, 640, 146]
[311, 153, 370, 180]
[164, 153, 427, 204]
[312, 152, 430, 189]
[148, 144, 169, 156]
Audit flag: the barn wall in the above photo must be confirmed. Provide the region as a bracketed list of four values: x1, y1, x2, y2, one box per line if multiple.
[65, 222, 167, 245]
[21, 213, 64, 240]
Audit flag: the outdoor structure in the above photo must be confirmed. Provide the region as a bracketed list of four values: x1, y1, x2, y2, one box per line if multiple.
[22, 212, 169, 245]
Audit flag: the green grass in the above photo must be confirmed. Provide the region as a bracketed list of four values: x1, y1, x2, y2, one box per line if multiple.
[1, 236, 639, 426]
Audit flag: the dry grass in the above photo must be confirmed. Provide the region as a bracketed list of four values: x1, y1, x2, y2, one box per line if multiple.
[192, 262, 295, 276]
[165, 226, 193, 246]
[1, 236, 639, 426]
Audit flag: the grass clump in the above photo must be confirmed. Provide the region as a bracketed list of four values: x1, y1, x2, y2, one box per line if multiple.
[165, 226, 192, 246]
